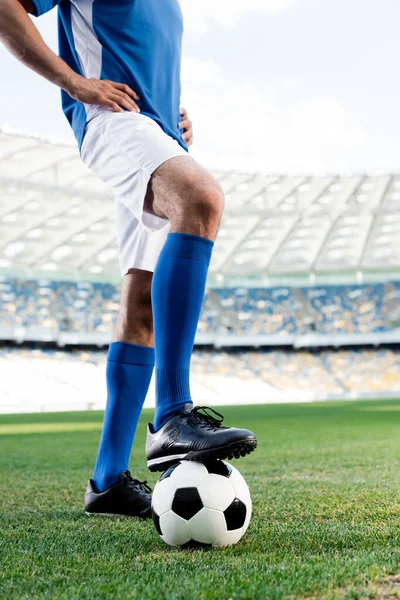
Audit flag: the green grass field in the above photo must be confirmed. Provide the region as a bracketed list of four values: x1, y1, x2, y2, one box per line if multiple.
[2, 400, 400, 599]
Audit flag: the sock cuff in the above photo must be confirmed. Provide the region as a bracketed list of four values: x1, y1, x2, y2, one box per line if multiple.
[107, 341, 155, 366]
[166, 233, 214, 265]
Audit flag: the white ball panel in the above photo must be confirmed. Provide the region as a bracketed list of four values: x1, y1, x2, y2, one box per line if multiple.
[151, 478, 177, 516]
[213, 528, 244, 548]
[170, 461, 208, 487]
[189, 508, 227, 545]
[229, 465, 251, 505]
[198, 474, 235, 511]
[159, 511, 191, 547]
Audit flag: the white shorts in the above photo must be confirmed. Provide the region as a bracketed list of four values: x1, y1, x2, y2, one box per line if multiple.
[80, 110, 188, 277]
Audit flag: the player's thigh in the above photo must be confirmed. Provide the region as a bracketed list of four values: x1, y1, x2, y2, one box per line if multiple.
[145, 155, 224, 221]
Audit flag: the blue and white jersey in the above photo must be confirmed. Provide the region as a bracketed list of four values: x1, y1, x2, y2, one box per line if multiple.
[31, 0, 187, 152]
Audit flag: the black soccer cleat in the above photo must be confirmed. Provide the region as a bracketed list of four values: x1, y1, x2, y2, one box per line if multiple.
[85, 470, 152, 518]
[146, 404, 257, 472]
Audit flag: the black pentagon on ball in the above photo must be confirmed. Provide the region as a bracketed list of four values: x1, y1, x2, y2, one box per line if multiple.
[152, 508, 162, 535]
[224, 498, 247, 530]
[172, 487, 203, 520]
[203, 460, 232, 477]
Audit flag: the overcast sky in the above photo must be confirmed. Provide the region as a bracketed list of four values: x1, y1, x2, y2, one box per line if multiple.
[1, 0, 400, 173]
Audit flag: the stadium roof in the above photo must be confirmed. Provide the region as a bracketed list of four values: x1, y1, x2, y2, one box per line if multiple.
[1, 127, 400, 283]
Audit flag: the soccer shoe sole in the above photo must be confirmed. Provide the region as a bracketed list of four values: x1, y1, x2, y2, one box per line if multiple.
[147, 438, 257, 472]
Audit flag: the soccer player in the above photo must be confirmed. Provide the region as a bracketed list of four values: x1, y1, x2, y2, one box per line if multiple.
[1, 0, 257, 519]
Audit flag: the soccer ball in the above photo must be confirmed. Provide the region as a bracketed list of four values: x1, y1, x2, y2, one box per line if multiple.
[151, 460, 252, 548]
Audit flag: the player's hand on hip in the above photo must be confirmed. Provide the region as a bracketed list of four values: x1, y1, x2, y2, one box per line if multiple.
[179, 107, 193, 146]
[67, 76, 140, 112]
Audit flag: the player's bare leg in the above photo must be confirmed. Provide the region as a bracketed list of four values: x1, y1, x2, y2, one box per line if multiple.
[113, 269, 154, 347]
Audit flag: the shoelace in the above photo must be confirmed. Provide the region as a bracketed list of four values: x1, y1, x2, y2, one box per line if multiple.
[189, 406, 225, 429]
[123, 472, 152, 494]
[132, 479, 152, 494]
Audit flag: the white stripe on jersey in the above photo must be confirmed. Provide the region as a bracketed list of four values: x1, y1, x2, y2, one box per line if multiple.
[70, 0, 103, 119]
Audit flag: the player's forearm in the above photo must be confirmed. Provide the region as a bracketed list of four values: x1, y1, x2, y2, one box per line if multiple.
[0, 0, 79, 93]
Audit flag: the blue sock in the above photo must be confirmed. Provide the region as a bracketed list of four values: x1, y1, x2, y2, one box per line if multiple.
[152, 233, 214, 430]
[92, 341, 154, 492]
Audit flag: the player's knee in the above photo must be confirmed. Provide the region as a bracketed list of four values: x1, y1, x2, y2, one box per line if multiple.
[184, 184, 224, 230]
[201, 185, 225, 222]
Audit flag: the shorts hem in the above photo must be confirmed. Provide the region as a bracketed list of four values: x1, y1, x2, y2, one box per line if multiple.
[142, 146, 188, 179]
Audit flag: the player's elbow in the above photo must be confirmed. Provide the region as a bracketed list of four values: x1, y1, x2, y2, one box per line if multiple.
[0, 0, 36, 54]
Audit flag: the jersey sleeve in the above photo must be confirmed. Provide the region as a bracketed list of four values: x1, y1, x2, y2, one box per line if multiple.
[30, 0, 62, 17]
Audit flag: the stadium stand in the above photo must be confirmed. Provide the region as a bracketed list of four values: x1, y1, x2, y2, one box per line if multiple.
[0, 278, 119, 333]
[0, 277, 398, 337]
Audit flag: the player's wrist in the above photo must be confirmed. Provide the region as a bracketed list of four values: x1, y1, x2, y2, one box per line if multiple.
[61, 71, 84, 98]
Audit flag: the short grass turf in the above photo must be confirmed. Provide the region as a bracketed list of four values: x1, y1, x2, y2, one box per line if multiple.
[1, 400, 400, 600]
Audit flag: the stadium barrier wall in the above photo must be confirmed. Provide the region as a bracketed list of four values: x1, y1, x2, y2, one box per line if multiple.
[1, 328, 400, 349]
